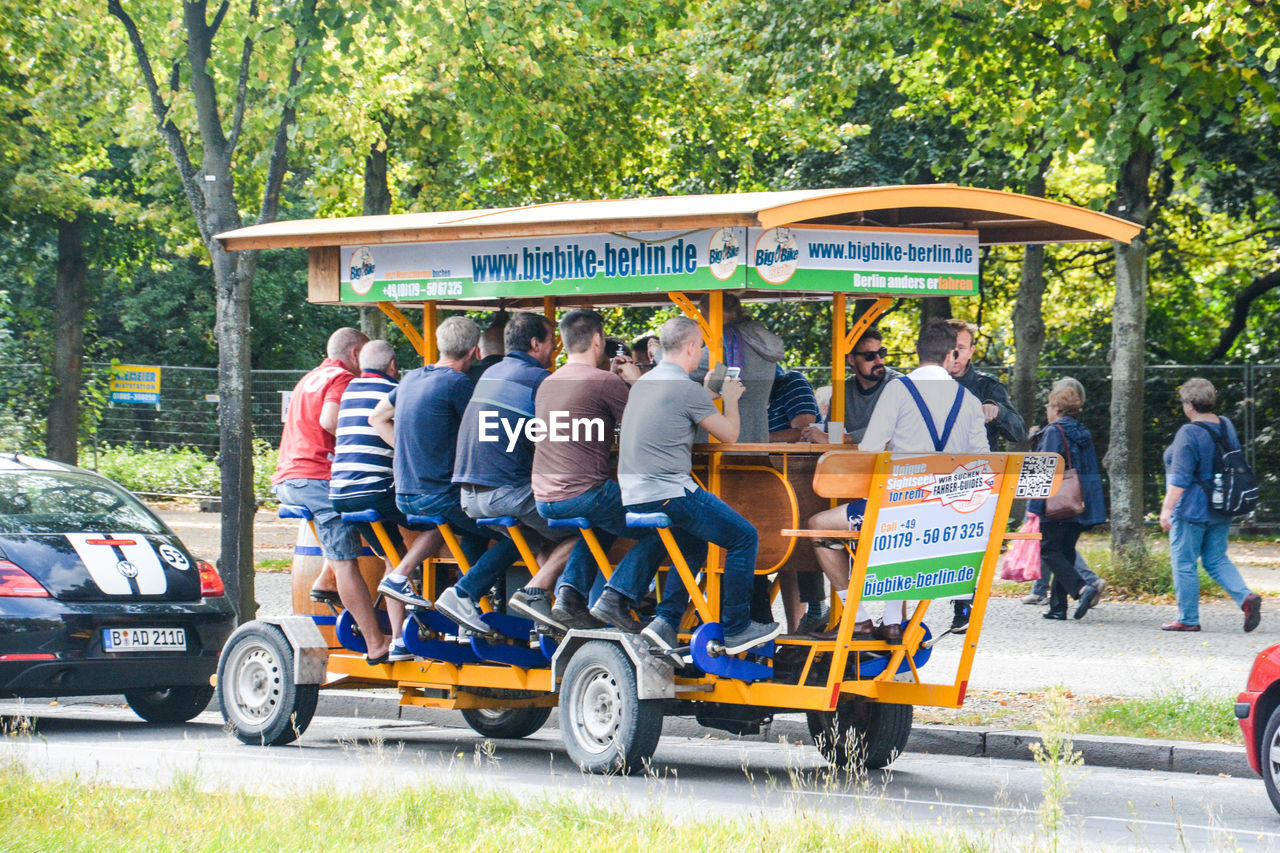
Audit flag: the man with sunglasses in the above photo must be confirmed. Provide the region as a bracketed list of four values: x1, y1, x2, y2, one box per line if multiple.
[801, 327, 900, 445]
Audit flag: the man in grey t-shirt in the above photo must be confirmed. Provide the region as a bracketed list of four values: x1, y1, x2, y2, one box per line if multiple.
[617, 316, 781, 655]
[802, 326, 900, 445]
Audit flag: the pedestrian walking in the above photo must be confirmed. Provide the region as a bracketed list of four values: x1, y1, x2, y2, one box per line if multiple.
[1158, 377, 1261, 633]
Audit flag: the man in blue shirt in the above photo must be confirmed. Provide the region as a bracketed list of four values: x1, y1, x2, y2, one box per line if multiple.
[449, 312, 578, 631]
[368, 316, 520, 637]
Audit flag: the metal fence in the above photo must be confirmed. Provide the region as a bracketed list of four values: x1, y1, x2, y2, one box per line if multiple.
[1, 360, 1276, 523]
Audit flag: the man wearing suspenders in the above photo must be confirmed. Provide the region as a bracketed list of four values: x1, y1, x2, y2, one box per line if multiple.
[805, 320, 989, 643]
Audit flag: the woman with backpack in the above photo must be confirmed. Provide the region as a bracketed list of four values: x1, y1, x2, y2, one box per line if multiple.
[1159, 378, 1261, 633]
[1028, 384, 1108, 620]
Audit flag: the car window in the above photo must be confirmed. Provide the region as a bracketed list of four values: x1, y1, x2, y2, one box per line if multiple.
[0, 472, 168, 535]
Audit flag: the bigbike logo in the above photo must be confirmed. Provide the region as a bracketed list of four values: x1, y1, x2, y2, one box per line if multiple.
[753, 227, 800, 284]
[348, 247, 376, 296]
[477, 410, 606, 452]
[708, 228, 741, 281]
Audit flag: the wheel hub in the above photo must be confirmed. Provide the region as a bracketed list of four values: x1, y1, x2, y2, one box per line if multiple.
[573, 666, 621, 753]
[230, 643, 280, 723]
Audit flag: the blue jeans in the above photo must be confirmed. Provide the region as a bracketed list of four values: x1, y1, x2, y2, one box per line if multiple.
[1170, 517, 1251, 626]
[628, 487, 759, 635]
[397, 489, 519, 601]
[537, 480, 666, 601]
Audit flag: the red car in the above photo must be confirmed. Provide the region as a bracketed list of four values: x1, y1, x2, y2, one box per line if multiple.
[1238, 644, 1280, 812]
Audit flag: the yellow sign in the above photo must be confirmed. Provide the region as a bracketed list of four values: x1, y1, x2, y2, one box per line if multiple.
[110, 364, 162, 405]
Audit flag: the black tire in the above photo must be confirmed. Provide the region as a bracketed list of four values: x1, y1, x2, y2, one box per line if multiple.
[124, 686, 214, 724]
[1260, 704, 1280, 815]
[807, 700, 913, 771]
[217, 621, 319, 746]
[559, 640, 663, 774]
[461, 706, 553, 739]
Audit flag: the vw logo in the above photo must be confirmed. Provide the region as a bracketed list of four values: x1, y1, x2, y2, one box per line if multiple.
[116, 560, 139, 578]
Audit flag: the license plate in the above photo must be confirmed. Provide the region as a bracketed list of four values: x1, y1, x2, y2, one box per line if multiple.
[102, 627, 187, 652]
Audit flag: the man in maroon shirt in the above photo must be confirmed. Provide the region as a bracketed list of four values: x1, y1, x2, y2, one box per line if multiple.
[532, 309, 667, 630]
[273, 327, 396, 662]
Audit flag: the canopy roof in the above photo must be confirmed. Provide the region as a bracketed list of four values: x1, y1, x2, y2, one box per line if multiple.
[216, 185, 1140, 250]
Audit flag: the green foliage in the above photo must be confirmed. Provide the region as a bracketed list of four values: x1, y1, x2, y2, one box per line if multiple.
[89, 441, 279, 502]
[1079, 690, 1238, 744]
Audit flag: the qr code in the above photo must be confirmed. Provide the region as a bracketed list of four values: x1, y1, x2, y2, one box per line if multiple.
[1016, 454, 1059, 498]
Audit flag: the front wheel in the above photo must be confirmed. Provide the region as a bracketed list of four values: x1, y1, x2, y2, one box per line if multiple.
[1260, 705, 1280, 814]
[559, 640, 663, 774]
[124, 685, 214, 723]
[461, 706, 552, 739]
[807, 700, 912, 771]
[218, 621, 319, 746]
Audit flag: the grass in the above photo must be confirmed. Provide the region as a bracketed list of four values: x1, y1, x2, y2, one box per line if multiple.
[254, 557, 292, 573]
[0, 763, 992, 852]
[916, 687, 1241, 744]
[1077, 691, 1239, 743]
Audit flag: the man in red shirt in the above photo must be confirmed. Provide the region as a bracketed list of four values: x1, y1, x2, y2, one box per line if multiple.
[273, 327, 392, 661]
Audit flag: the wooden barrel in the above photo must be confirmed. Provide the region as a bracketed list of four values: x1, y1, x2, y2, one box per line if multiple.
[288, 519, 386, 647]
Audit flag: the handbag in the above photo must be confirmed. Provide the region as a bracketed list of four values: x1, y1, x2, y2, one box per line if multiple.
[1043, 423, 1086, 520]
[999, 512, 1042, 581]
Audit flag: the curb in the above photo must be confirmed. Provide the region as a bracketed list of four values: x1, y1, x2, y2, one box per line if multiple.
[308, 691, 1253, 778]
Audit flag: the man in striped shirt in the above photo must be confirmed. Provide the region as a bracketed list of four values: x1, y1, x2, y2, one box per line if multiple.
[330, 340, 440, 662]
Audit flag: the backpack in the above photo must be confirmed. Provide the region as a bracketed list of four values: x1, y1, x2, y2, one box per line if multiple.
[1193, 419, 1259, 517]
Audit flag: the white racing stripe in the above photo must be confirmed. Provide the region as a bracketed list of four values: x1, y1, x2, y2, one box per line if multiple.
[65, 533, 168, 596]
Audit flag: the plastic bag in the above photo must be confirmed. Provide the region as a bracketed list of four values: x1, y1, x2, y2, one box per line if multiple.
[999, 513, 1041, 582]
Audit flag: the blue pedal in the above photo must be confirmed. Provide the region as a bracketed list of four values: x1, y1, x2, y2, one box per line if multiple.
[538, 633, 558, 661]
[401, 613, 481, 664]
[849, 623, 933, 679]
[334, 608, 393, 654]
[481, 610, 536, 641]
[417, 608, 463, 637]
[690, 622, 775, 681]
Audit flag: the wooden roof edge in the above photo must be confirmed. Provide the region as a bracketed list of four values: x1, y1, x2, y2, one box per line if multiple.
[216, 185, 1141, 251]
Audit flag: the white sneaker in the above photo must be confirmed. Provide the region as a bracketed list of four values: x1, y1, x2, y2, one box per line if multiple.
[435, 587, 489, 633]
[1021, 592, 1047, 605]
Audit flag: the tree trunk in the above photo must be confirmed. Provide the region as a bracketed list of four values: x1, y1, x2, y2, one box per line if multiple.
[47, 214, 88, 464]
[1105, 145, 1153, 559]
[359, 142, 391, 339]
[1010, 172, 1049, 449]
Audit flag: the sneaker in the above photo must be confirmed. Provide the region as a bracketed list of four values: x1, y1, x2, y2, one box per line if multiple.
[387, 639, 413, 662]
[641, 617, 679, 651]
[508, 590, 566, 631]
[1021, 592, 1047, 605]
[377, 575, 432, 609]
[1161, 621, 1200, 632]
[1243, 593, 1263, 633]
[950, 600, 972, 634]
[550, 586, 605, 631]
[723, 620, 782, 655]
[795, 605, 831, 636]
[435, 586, 490, 634]
[589, 588, 645, 633]
[1074, 582, 1100, 620]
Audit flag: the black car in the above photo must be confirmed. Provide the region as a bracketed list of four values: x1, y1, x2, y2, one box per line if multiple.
[0, 455, 236, 722]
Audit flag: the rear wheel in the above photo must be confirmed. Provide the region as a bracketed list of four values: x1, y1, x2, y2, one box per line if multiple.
[217, 621, 318, 746]
[559, 640, 662, 774]
[807, 700, 912, 771]
[124, 686, 214, 724]
[461, 706, 552, 739]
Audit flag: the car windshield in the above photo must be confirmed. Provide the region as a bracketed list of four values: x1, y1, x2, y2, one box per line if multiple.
[0, 471, 168, 535]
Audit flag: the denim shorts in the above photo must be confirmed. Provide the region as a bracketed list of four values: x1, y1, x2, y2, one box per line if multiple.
[274, 478, 363, 561]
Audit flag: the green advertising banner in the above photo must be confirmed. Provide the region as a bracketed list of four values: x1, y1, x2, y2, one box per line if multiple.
[337, 224, 979, 302]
